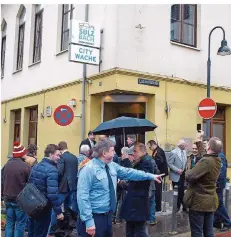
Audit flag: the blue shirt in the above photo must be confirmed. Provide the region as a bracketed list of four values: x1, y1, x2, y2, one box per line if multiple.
[77, 158, 156, 228]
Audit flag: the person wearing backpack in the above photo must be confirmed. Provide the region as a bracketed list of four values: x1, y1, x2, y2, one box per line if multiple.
[2, 142, 31, 237]
[27, 144, 64, 237]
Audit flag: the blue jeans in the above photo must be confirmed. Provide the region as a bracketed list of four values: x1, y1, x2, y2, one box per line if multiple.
[48, 191, 78, 234]
[149, 190, 156, 222]
[27, 212, 51, 237]
[214, 188, 231, 227]
[189, 210, 214, 237]
[5, 201, 27, 237]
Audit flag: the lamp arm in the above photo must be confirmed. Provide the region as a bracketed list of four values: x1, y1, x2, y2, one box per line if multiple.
[208, 26, 226, 59]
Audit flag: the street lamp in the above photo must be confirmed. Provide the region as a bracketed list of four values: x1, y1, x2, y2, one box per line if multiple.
[206, 26, 231, 138]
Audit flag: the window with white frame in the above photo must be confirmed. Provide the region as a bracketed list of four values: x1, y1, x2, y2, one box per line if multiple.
[16, 6, 26, 70]
[171, 4, 197, 47]
[33, 4, 43, 63]
[1, 21, 7, 78]
[61, 4, 74, 51]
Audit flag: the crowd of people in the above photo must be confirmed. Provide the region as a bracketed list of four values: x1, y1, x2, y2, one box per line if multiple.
[1, 130, 231, 237]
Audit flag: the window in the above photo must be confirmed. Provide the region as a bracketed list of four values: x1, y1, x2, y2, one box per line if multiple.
[171, 4, 197, 47]
[61, 4, 74, 51]
[33, 5, 43, 63]
[28, 107, 38, 145]
[1, 21, 7, 78]
[16, 6, 26, 70]
[14, 110, 21, 142]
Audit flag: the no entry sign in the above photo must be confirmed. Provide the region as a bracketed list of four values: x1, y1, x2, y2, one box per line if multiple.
[198, 98, 217, 119]
[54, 105, 74, 126]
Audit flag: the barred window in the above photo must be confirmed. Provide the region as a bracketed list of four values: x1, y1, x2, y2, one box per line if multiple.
[16, 7, 26, 70]
[33, 5, 43, 63]
[61, 4, 74, 51]
[1, 22, 7, 78]
[171, 4, 197, 47]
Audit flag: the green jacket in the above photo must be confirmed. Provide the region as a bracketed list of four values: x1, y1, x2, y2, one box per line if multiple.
[183, 154, 221, 212]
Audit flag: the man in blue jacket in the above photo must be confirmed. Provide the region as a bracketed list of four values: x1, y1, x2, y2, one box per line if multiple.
[214, 152, 231, 231]
[77, 140, 164, 237]
[28, 144, 64, 237]
[48, 141, 78, 236]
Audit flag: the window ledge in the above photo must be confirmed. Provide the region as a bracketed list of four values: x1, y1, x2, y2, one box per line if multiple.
[56, 49, 68, 56]
[13, 69, 23, 75]
[29, 60, 41, 68]
[170, 41, 201, 51]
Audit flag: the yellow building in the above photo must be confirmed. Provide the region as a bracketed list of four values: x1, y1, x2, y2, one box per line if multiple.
[1, 68, 231, 166]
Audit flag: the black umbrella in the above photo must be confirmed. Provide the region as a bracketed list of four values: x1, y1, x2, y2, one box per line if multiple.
[92, 116, 157, 136]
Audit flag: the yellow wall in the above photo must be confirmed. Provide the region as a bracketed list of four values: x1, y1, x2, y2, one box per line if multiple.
[2, 70, 231, 166]
[1, 83, 83, 165]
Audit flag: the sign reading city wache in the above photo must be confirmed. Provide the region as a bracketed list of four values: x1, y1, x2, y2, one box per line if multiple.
[69, 44, 100, 65]
[138, 78, 160, 87]
[70, 20, 101, 48]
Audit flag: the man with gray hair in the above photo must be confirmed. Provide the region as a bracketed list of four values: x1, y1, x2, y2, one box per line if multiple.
[77, 140, 164, 237]
[77, 144, 90, 165]
[168, 139, 188, 212]
[184, 137, 222, 236]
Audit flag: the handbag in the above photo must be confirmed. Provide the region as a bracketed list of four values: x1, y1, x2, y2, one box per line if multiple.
[17, 181, 48, 219]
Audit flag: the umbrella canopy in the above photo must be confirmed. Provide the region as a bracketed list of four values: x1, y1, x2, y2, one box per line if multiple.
[92, 116, 157, 135]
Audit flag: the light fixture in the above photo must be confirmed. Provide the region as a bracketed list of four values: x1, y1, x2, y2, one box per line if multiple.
[217, 39, 231, 56]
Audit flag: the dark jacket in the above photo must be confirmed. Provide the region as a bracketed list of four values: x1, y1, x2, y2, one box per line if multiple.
[149, 158, 160, 192]
[188, 154, 201, 169]
[120, 154, 154, 221]
[217, 152, 227, 189]
[120, 158, 132, 168]
[29, 158, 62, 215]
[183, 154, 221, 212]
[3, 158, 31, 201]
[58, 151, 78, 193]
[152, 146, 168, 177]
[79, 138, 96, 152]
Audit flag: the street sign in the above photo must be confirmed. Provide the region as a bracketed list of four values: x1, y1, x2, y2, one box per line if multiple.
[54, 105, 74, 126]
[68, 44, 100, 65]
[198, 98, 217, 119]
[69, 20, 101, 48]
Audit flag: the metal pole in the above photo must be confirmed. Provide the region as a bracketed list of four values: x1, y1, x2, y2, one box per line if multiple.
[171, 185, 178, 231]
[162, 177, 167, 212]
[206, 26, 226, 139]
[81, 4, 89, 141]
[225, 183, 230, 212]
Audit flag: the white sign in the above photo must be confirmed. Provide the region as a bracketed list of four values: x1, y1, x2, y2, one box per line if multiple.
[69, 44, 100, 65]
[70, 20, 101, 48]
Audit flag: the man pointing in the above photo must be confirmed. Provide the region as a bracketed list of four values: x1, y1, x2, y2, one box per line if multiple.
[77, 140, 164, 237]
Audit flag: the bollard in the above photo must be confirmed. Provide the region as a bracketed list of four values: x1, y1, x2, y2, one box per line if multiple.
[225, 182, 230, 212]
[162, 177, 167, 212]
[171, 185, 178, 231]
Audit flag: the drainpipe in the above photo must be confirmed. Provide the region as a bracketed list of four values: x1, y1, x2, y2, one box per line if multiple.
[81, 4, 89, 141]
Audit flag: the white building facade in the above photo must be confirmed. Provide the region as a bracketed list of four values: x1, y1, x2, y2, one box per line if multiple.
[1, 4, 231, 101]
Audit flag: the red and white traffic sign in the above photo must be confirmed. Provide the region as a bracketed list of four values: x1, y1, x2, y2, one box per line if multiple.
[198, 98, 217, 119]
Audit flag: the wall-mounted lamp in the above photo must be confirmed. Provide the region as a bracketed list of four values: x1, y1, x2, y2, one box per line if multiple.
[69, 98, 77, 108]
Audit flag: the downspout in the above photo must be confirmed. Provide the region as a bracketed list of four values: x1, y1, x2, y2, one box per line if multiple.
[81, 4, 89, 141]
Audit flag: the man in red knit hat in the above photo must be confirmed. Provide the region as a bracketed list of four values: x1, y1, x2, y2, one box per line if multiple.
[2, 141, 31, 237]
